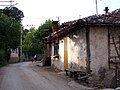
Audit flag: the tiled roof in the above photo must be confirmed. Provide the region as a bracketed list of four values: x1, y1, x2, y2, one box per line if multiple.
[45, 8, 120, 40]
[62, 8, 120, 27]
[83, 8, 120, 24]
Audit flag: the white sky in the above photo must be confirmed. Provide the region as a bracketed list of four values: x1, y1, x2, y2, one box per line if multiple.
[0, 0, 120, 29]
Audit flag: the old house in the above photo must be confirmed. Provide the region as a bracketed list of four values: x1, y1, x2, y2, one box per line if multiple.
[45, 8, 120, 87]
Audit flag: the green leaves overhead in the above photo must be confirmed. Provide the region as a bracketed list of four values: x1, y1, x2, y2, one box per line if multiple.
[0, 6, 24, 65]
[22, 19, 52, 55]
[0, 13, 21, 49]
[0, 6, 24, 49]
[3, 7, 24, 23]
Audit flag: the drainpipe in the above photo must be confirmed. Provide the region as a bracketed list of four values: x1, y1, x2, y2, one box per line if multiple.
[108, 27, 110, 69]
[86, 27, 91, 74]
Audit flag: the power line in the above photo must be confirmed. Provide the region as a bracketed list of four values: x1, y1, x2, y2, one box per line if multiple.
[0, 0, 14, 7]
[0, 5, 10, 6]
[0, 1, 14, 2]
[23, 16, 79, 20]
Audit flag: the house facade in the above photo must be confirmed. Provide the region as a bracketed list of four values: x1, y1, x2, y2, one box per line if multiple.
[45, 9, 120, 77]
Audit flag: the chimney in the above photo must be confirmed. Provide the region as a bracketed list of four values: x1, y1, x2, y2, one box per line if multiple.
[104, 7, 109, 14]
[52, 21, 59, 33]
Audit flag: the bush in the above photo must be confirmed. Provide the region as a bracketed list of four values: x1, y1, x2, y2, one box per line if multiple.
[0, 50, 8, 67]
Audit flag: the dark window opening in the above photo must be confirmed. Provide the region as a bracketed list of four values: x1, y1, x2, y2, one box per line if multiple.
[54, 41, 59, 55]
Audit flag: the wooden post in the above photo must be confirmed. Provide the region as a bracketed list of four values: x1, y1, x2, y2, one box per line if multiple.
[112, 37, 120, 59]
[86, 27, 91, 74]
[108, 27, 110, 69]
[115, 62, 118, 88]
[119, 36, 120, 56]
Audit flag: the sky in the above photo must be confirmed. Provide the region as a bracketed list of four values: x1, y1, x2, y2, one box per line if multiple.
[0, 0, 120, 29]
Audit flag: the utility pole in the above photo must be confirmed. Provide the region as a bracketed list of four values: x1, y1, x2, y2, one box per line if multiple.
[20, 24, 34, 62]
[20, 26, 23, 62]
[95, 0, 98, 15]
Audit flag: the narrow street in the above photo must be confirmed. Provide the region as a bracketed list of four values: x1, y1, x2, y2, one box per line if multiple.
[0, 62, 90, 90]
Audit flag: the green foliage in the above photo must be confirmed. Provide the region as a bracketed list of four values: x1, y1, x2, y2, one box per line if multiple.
[0, 13, 21, 49]
[22, 19, 52, 56]
[0, 6, 24, 65]
[36, 19, 52, 39]
[22, 28, 35, 54]
[0, 13, 12, 49]
[0, 49, 7, 67]
[3, 7, 24, 23]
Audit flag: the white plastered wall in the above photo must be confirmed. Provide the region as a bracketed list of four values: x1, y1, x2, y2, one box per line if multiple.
[68, 29, 87, 71]
[51, 39, 64, 70]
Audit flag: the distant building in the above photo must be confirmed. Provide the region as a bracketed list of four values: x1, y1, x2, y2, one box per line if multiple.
[9, 48, 19, 63]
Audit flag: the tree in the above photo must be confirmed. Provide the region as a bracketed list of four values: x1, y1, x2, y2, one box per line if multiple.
[22, 28, 35, 56]
[3, 7, 24, 23]
[22, 19, 52, 57]
[0, 6, 24, 66]
[0, 6, 24, 49]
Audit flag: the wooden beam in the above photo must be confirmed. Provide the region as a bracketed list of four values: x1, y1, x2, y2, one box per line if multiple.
[86, 26, 91, 74]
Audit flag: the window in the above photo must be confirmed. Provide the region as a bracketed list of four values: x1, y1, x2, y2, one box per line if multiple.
[54, 41, 59, 55]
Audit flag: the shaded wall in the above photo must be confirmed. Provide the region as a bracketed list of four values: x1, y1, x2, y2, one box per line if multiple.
[90, 27, 108, 74]
[109, 27, 120, 61]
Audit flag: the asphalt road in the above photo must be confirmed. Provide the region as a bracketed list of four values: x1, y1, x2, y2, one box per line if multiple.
[0, 62, 76, 90]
